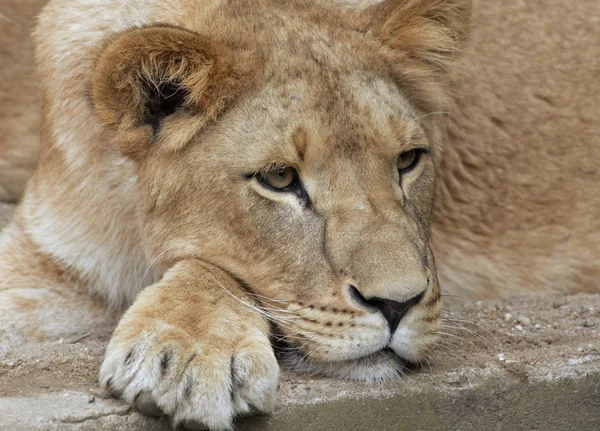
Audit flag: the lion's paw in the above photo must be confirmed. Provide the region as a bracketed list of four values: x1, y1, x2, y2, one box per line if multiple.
[99, 319, 279, 430]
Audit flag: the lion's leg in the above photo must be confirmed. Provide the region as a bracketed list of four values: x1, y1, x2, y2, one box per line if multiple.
[100, 259, 279, 430]
[0, 221, 117, 355]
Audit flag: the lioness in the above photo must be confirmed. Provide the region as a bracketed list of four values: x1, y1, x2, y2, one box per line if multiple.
[1, 0, 599, 429]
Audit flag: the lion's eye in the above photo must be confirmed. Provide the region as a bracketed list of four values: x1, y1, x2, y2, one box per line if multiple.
[260, 167, 297, 190]
[397, 149, 422, 173]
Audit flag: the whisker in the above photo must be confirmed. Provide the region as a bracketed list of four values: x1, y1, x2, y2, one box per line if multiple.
[440, 323, 495, 348]
[434, 330, 492, 352]
[434, 340, 460, 349]
[432, 342, 461, 354]
[442, 317, 501, 347]
[303, 344, 330, 363]
[434, 331, 467, 341]
[408, 111, 450, 125]
[248, 292, 290, 305]
[137, 246, 175, 292]
[440, 293, 477, 305]
[207, 273, 298, 328]
[256, 305, 298, 315]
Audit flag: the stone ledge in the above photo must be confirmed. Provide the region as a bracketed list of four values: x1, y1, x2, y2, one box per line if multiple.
[1, 293, 599, 431]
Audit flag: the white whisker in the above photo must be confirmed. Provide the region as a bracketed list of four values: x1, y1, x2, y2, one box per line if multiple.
[440, 293, 477, 305]
[408, 111, 449, 126]
[248, 292, 290, 304]
[442, 316, 500, 347]
[440, 323, 495, 348]
[137, 246, 175, 292]
[205, 272, 303, 333]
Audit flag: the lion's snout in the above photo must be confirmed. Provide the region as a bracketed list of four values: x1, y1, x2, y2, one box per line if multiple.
[311, 207, 440, 366]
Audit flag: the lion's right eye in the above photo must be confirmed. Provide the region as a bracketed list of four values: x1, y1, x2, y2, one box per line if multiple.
[258, 167, 297, 191]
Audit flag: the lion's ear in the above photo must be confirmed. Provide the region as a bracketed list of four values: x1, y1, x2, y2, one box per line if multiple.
[363, 0, 471, 111]
[92, 25, 242, 158]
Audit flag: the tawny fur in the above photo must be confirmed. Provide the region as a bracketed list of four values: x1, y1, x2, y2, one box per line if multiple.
[0, 0, 598, 429]
[432, 0, 600, 299]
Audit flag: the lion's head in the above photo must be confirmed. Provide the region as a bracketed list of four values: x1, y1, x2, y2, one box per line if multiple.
[91, 0, 471, 381]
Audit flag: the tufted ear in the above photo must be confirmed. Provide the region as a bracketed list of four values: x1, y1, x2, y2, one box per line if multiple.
[362, 0, 472, 112]
[92, 25, 245, 158]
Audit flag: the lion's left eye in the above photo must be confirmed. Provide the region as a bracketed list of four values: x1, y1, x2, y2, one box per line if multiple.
[259, 167, 297, 191]
[397, 149, 423, 174]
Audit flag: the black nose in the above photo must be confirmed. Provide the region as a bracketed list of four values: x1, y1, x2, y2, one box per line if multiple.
[349, 286, 425, 333]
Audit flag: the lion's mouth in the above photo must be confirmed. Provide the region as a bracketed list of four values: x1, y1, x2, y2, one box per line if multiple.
[276, 343, 414, 382]
[273, 333, 420, 382]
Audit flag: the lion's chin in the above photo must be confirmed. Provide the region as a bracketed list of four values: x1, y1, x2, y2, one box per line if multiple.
[277, 347, 412, 383]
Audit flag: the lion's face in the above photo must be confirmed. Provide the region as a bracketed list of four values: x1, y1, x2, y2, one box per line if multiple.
[150, 73, 441, 380]
[92, 0, 470, 380]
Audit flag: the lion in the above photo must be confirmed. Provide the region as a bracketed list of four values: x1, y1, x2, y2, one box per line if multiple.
[1, 0, 599, 429]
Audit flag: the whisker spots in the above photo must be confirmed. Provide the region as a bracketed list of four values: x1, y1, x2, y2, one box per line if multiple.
[418, 314, 441, 323]
[421, 295, 440, 308]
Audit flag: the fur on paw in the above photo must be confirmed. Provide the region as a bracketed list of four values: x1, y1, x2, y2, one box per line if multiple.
[99, 317, 279, 430]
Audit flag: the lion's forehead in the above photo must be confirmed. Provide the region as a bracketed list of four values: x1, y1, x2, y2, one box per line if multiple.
[228, 70, 415, 154]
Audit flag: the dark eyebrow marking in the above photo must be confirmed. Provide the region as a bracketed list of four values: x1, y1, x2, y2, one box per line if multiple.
[388, 113, 432, 151]
[292, 127, 307, 161]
